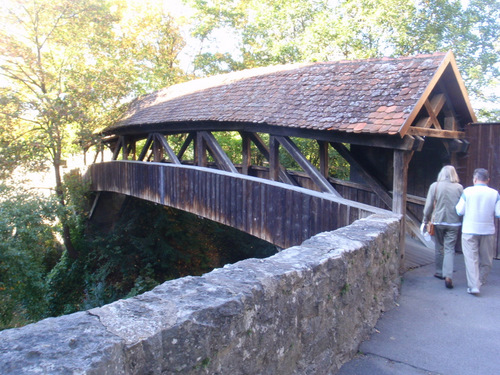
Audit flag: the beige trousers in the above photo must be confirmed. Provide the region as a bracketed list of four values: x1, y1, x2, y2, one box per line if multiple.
[461, 234, 495, 290]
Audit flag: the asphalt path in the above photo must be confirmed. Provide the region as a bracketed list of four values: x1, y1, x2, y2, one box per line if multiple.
[337, 243, 500, 375]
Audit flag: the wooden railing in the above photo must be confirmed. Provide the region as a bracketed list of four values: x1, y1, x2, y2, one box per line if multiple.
[88, 161, 394, 249]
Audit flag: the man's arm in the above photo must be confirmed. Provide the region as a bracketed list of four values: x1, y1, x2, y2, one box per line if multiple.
[456, 193, 466, 216]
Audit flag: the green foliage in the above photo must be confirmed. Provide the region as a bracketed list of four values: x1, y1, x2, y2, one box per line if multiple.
[45, 252, 85, 316]
[193, 52, 247, 76]
[0, 183, 62, 327]
[213, 131, 244, 164]
[186, 0, 499, 115]
[62, 169, 93, 229]
[43, 197, 277, 316]
[329, 148, 350, 180]
[0, 0, 189, 257]
[398, 0, 500, 103]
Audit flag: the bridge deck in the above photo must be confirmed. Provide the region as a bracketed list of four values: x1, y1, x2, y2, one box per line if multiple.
[404, 236, 434, 271]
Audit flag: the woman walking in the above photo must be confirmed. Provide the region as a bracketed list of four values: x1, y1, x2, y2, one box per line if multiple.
[422, 165, 463, 288]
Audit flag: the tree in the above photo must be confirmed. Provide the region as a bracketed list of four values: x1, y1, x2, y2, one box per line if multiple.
[0, 0, 187, 257]
[395, 0, 500, 109]
[185, 0, 499, 118]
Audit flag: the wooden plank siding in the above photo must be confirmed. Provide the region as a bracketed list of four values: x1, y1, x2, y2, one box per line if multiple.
[458, 123, 500, 258]
[88, 161, 394, 249]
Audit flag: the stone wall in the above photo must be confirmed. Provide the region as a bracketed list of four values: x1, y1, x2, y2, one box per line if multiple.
[0, 214, 401, 374]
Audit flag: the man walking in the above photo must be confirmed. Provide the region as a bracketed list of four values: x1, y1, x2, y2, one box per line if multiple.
[456, 168, 500, 295]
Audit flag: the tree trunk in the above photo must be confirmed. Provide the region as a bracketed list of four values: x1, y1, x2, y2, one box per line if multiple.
[54, 161, 79, 260]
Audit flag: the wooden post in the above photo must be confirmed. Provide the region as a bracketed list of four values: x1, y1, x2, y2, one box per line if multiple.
[241, 132, 251, 175]
[393, 149, 412, 269]
[318, 141, 329, 178]
[269, 136, 280, 181]
[196, 132, 207, 167]
[153, 136, 162, 162]
[132, 141, 137, 161]
[121, 137, 127, 160]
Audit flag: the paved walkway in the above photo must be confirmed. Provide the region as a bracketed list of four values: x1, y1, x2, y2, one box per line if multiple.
[337, 237, 500, 375]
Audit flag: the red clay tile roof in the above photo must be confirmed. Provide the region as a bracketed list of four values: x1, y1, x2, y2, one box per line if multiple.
[110, 52, 451, 136]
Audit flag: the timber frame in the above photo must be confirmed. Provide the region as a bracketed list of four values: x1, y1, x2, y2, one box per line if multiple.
[95, 52, 477, 251]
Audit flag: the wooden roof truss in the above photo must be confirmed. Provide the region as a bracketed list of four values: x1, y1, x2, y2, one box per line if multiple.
[407, 92, 465, 139]
[109, 130, 343, 196]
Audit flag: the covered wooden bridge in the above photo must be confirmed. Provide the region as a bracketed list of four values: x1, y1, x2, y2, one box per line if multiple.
[89, 51, 476, 254]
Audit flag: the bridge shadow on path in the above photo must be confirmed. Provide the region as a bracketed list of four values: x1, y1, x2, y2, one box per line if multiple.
[338, 238, 500, 375]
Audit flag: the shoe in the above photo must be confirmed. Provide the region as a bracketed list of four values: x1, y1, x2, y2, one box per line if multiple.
[434, 274, 445, 280]
[445, 277, 453, 289]
[467, 287, 480, 295]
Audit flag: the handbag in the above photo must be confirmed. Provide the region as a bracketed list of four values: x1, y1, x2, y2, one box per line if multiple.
[426, 222, 435, 236]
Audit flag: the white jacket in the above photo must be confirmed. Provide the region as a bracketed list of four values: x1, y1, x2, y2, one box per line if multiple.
[456, 184, 500, 235]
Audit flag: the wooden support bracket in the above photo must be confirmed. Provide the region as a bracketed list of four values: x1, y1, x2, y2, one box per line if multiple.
[138, 134, 154, 161]
[200, 131, 238, 173]
[275, 135, 340, 196]
[178, 133, 194, 160]
[241, 132, 296, 185]
[331, 142, 392, 208]
[153, 133, 181, 164]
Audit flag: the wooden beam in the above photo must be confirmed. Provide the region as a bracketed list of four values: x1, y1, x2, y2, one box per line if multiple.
[153, 135, 162, 162]
[128, 141, 137, 160]
[196, 132, 207, 167]
[331, 142, 392, 208]
[416, 117, 432, 129]
[393, 149, 412, 266]
[444, 116, 457, 131]
[246, 132, 296, 185]
[441, 93, 460, 132]
[241, 132, 251, 175]
[413, 94, 447, 132]
[269, 136, 280, 182]
[424, 99, 442, 130]
[138, 134, 154, 161]
[318, 141, 329, 178]
[200, 131, 238, 173]
[107, 121, 423, 151]
[445, 138, 469, 153]
[112, 136, 123, 160]
[246, 132, 270, 159]
[406, 127, 465, 138]
[122, 136, 128, 160]
[275, 136, 340, 196]
[121, 137, 136, 161]
[177, 133, 194, 160]
[356, 171, 429, 248]
[430, 94, 446, 117]
[153, 133, 181, 164]
[392, 150, 412, 215]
